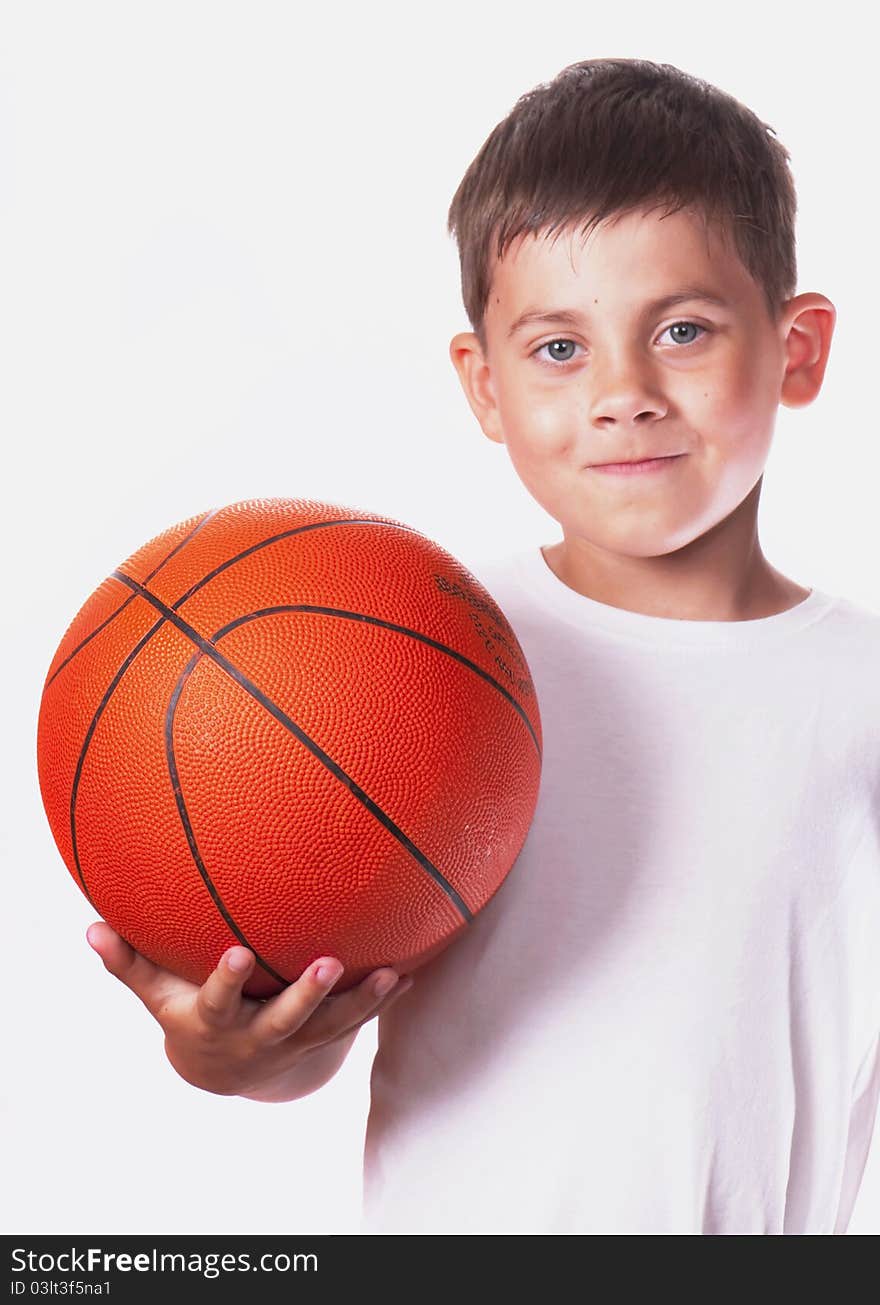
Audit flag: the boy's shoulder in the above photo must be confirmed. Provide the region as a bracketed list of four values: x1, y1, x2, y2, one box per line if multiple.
[462, 546, 530, 587]
[460, 548, 534, 618]
[819, 594, 880, 697]
[821, 590, 880, 646]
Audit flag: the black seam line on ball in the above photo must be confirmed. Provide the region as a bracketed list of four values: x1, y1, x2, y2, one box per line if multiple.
[167, 650, 290, 985]
[69, 615, 168, 906]
[169, 516, 425, 610]
[113, 569, 475, 925]
[215, 605, 541, 760]
[55, 516, 424, 913]
[44, 508, 222, 692]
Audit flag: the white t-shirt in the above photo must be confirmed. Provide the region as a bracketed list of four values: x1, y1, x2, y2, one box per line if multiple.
[360, 545, 880, 1235]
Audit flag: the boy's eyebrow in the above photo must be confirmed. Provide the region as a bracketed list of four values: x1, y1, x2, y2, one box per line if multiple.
[506, 286, 731, 337]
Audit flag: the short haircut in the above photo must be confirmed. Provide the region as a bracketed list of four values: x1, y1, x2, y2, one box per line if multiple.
[447, 58, 798, 352]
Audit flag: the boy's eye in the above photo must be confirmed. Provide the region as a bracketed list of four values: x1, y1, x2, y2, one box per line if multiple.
[535, 339, 581, 365]
[658, 321, 706, 346]
[532, 321, 708, 368]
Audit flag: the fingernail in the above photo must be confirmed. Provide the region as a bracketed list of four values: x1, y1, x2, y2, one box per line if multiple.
[226, 948, 251, 973]
[316, 961, 343, 986]
[373, 972, 398, 998]
[86, 926, 99, 951]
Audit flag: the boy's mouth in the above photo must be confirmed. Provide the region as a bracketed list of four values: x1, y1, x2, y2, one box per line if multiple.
[589, 454, 686, 475]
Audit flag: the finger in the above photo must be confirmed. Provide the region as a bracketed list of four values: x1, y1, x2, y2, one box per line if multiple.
[376, 974, 415, 1014]
[250, 956, 350, 1046]
[321, 972, 415, 1045]
[256, 964, 406, 1050]
[86, 921, 188, 1017]
[195, 946, 256, 1029]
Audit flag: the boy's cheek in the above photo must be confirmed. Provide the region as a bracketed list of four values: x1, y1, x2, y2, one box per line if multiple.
[504, 427, 590, 479]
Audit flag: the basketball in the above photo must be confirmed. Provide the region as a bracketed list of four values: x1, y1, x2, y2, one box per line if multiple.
[36, 498, 542, 998]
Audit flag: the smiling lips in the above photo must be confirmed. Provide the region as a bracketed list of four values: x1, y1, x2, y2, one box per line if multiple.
[590, 454, 686, 475]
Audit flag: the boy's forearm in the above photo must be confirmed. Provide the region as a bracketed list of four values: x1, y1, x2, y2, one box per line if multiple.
[238, 1030, 358, 1103]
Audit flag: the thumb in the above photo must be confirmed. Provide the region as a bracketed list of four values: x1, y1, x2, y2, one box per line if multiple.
[85, 920, 187, 1018]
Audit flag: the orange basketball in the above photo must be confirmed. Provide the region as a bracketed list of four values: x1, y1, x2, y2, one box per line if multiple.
[36, 498, 542, 998]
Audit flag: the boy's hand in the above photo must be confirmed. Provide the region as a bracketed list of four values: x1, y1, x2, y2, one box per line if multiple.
[85, 922, 413, 1098]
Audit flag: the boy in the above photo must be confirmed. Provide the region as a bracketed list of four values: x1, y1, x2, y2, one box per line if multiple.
[86, 58, 880, 1234]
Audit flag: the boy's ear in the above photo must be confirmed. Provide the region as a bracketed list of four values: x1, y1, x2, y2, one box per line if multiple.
[778, 292, 836, 410]
[448, 332, 505, 445]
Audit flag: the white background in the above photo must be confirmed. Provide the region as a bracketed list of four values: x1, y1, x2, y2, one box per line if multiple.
[2, 0, 878, 1236]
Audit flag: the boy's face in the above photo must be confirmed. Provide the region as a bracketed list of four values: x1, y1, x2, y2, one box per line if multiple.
[450, 206, 833, 574]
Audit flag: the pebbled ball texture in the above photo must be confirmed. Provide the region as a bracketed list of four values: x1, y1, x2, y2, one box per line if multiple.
[36, 498, 543, 998]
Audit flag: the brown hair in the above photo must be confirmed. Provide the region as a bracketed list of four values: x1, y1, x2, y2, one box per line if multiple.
[446, 58, 797, 352]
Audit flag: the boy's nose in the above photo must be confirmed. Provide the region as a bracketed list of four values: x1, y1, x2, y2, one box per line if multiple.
[584, 359, 667, 426]
[587, 391, 668, 428]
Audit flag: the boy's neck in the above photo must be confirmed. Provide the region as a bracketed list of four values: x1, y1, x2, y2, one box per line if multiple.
[542, 482, 811, 622]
